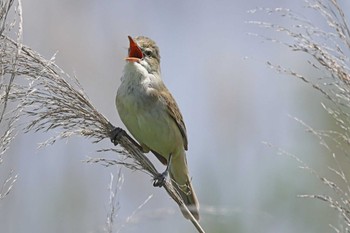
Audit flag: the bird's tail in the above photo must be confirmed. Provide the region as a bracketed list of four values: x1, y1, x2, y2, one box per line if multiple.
[169, 151, 199, 220]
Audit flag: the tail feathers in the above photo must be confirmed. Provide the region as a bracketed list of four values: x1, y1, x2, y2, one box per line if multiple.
[171, 176, 200, 220]
[169, 153, 199, 220]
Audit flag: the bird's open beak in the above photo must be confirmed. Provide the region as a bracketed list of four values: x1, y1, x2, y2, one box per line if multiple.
[125, 36, 143, 62]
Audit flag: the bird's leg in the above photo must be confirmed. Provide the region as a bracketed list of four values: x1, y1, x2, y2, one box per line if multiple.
[153, 153, 172, 187]
[109, 127, 143, 150]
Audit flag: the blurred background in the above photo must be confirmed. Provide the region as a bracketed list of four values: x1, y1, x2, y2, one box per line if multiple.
[1, 0, 349, 232]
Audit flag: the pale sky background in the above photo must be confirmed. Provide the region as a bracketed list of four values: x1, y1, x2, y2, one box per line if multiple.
[1, 0, 350, 233]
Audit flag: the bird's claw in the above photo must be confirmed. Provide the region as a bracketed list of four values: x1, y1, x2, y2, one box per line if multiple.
[109, 127, 124, 146]
[153, 153, 172, 187]
[153, 171, 168, 187]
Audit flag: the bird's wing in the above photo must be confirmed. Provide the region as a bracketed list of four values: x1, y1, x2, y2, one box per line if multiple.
[159, 86, 188, 151]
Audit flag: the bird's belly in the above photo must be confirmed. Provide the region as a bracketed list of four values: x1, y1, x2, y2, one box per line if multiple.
[117, 93, 183, 159]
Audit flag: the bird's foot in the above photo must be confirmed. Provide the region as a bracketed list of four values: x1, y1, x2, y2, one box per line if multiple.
[153, 153, 172, 187]
[109, 127, 124, 146]
[153, 170, 168, 187]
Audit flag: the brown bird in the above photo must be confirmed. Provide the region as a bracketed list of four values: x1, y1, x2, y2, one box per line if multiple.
[115, 36, 199, 220]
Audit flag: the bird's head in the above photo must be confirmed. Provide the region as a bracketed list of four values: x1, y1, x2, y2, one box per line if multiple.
[125, 36, 161, 75]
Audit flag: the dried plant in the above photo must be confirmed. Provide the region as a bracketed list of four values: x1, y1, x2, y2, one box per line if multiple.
[103, 170, 154, 233]
[0, 169, 17, 200]
[105, 171, 123, 233]
[0, 0, 21, 200]
[249, 0, 350, 231]
[0, 0, 204, 232]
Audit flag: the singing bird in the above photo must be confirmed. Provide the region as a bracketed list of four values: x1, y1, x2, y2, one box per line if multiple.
[115, 36, 199, 220]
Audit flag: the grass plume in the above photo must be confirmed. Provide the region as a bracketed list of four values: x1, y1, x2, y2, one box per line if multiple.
[249, 0, 350, 231]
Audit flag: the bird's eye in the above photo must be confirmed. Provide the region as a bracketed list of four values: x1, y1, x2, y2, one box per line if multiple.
[144, 50, 152, 57]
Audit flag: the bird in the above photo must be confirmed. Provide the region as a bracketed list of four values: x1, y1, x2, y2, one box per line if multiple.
[115, 35, 199, 220]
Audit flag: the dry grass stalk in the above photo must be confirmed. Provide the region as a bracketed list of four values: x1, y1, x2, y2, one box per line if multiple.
[0, 0, 21, 200]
